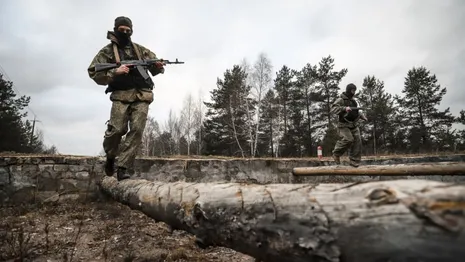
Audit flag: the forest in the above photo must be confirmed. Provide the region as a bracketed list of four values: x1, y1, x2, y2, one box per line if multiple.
[1, 53, 464, 157]
[138, 54, 465, 158]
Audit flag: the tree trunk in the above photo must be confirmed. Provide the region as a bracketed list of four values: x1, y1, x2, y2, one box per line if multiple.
[305, 88, 313, 156]
[292, 162, 465, 176]
[269, 112, 274, 157]
[98, 177, 465, 262]
[229, 97, 245, 158]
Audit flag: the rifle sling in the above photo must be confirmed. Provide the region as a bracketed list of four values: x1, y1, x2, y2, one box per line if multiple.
[112, 42, 143, 64]
[112, 44, 121, 64]
[132, 43, 142, 60]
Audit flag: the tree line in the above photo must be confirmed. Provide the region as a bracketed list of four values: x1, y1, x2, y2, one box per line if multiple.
[0, 74, 58, 154]
[139, 53, 465, 158]
[2, 52, 464, 158]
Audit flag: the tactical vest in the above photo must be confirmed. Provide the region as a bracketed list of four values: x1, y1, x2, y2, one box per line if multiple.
[105, 42, 153, 94]
[339, 96, 360, 123]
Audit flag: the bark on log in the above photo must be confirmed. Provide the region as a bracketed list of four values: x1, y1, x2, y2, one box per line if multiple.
[98, 177, 465, 262]
[292, 161, 465, 176]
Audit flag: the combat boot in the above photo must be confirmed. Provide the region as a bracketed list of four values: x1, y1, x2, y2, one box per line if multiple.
[104, 157, 115, 176]
[117, 167, 130, 181]
[349, 160, 360, 168]
[332, 154, 341, 165]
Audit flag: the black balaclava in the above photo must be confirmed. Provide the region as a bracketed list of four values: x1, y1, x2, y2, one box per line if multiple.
[114, 16, 133, 46]
[345, 83, 357, 99]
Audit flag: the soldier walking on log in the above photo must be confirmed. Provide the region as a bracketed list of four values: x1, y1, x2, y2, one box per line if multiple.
[87, 16, 165, 181]
[330, 83, 367, 167]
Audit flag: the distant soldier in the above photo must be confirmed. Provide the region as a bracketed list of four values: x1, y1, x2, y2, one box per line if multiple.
[331, 83, 367, 167]
[87, 16, 165, 181]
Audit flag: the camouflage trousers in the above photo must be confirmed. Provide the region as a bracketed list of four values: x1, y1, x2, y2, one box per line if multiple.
[332, 126, 362, 163]
[103, 100, 149, 169]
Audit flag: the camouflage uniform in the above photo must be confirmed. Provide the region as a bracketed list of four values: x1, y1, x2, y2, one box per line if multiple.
[330, 84, 366, 167]
[87, 16, 164, 180]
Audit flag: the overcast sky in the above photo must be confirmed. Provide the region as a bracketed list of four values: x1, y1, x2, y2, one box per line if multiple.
[0, 0, 464, 156]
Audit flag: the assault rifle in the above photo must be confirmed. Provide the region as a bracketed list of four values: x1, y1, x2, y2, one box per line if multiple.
[94, 58, 184, 89]
[342, 107, 368, 122]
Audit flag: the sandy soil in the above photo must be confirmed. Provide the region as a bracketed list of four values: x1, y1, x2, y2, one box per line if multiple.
[0, 199, 255, 262]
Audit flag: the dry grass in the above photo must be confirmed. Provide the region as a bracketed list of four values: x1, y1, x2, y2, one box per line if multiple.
[0, 200, 254, 262]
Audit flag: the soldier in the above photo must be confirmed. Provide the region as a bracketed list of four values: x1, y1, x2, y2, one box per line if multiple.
[330, 83, 367, 167]
[87, 16, 165, 181]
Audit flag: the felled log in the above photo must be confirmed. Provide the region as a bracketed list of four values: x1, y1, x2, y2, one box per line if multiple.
[98, 177, 465, 262]
[292, 161, 465, 176]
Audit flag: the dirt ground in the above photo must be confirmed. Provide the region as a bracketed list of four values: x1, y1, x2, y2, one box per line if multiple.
[0, 198, 255, 262]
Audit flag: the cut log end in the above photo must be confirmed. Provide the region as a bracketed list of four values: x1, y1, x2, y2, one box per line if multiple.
[292, 161, 465, 176]
[98, 177, 465, 262]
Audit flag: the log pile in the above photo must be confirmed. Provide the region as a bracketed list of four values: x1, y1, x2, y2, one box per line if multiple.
[98, 177, 465, 262]
[292, 161, 465, 176]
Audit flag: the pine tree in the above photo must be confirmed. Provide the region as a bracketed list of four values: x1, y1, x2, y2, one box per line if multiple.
[257, 89, 278, 156]
[273, 66, 295, 156]
[273, 65, 294, 136]
[358, 75, 395, 155]
[294, 63, 321, 156]
[396, 66, 455, 152]
[455, 110, 465, 151]
[281, 69, 306, 157]
[0, 74, 35, 153]
[459, 110, 465, 125]
[202, 65, 252, 157]
[313, 55, 348, 128]
[313, 55, 348, 154]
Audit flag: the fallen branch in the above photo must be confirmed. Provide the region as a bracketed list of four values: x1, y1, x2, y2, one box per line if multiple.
[98, 177, 465, 262]
[292, 161, 465, 176]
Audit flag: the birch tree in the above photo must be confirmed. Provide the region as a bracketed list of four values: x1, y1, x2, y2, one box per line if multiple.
[165, 109, 182, 155]
[240, 58, 255, 156]
[140, 116, 159, 156]
[180, 92, 197, 155]
[194, 88, 206, 155]
[250, 52, 273, 157]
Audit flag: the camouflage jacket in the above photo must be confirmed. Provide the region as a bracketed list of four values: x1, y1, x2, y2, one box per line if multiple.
[87, 31, 164, 103]
[330, 93, 366, 128]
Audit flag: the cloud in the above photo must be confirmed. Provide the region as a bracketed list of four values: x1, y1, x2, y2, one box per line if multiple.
[0, 0, 464, 155]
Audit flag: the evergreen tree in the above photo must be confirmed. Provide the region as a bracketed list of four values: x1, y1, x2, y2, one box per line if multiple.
[272, 66, 295, 156]
[313, 55, 348, 128]
[274, 66, 298, 156]
[358, 75, 395, 155]
[455, 110, 465, 151]
[202, 65, 252, 157]
[273, 65, 294, 136]
[257, 89, 278, 156]
[313, 55, 348, 154]
[294, 63, 321, 156]
[459, 110, 465, 125]
[281, 69, 306, 157]
[395, 66, 455, 152]
[384, 105, 410, 154]
[0, 74, 43, 153]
